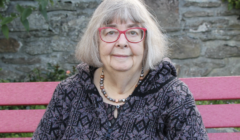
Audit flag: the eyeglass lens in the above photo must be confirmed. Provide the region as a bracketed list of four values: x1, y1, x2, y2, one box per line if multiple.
[100, 28, 144, 42]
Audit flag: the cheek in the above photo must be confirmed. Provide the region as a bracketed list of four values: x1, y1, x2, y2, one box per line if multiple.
[132, 44, 144, 56]
[99, 43, 113, 57]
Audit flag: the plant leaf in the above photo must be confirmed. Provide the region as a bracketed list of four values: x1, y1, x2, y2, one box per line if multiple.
[1, 24, 9, 38]
[0, 0, 4, 8]
[21, 19, 29, 31]
[16, 4, 24, 13]
[50, 0, 54, 5]
[11, 13, 17, 18]
[22, 8, 32, 21]
[0, 17, 15, 25]
[41, 0, 48, 8]
[0, 14, 3, 20]
[39, 6, 48, 20]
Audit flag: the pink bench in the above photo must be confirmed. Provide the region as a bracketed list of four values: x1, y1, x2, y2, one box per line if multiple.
[0, 76, 240, 139]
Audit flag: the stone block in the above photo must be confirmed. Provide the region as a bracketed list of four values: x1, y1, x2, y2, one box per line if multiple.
[218, 10, 240, 16]
[25, 39, 52, 55]
[233, 35, 240, 41]
[209, 57, 240, 76]
[0, 38, 20, 53]
[186, 19, 229, 30]
[61, 52, 79, 64]
[189, 23, 210, 32]
[15, 66, 32, 73]
[184, 2, 221, 8]
[145, 0, 180, 32]
[183, 11, 214, 18]
[196, 32, 232, 41]
[173, 58, 226, 77]
[75, 1, 100, 9]
[47, 2, 77, 11]
[205, 44, 240, 59]
[51, 37, 76, 52]
[0, 69, 22, 80]
[8, 12, 49, 32]
[227, 24, 240, 30]
[1, 57, 41, 65]
[169, 35, 201, 59]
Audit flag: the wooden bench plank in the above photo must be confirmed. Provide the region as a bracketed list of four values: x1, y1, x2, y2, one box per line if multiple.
[0, 77, 239, 106]
[180, 76, 240, 101]
[0, 82, 59, 106]
[0, 110, 45, 133]
[0, 138, 31, 140]
[1, 104, 240, 133]
[208, 133, 240, 140]
[198, 104, 240, 128]
[0, 133, 240, 140]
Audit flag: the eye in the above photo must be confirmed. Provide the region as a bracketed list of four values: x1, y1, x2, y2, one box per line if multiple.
[107, 31, 117, 35]
[130, 31, 137, 35]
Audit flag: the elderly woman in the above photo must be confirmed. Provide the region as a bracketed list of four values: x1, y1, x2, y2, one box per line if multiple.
[32, 0, 208, 139]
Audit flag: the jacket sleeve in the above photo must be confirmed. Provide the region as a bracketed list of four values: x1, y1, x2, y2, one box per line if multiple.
[163, 81, 209, 140]
[32, 83, 65, 140]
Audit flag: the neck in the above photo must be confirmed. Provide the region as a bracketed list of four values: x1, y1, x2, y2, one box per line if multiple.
[105, 68, 141, 95]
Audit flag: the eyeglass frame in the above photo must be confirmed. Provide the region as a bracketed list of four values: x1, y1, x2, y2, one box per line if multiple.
[98, 27, 147, 43]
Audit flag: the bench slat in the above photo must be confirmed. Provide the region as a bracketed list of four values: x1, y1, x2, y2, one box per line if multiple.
[208, 133, 240, 140]
[0, 138, 31, 140]
[0, 76, 239, 106]
[0, 110, 45, 133]
[0, 104, 240, 133]
[180, 76, 240, 101]
[0, 82, 59, 106]
[0, 133, 240, 140]
[198, 104, 240, 128]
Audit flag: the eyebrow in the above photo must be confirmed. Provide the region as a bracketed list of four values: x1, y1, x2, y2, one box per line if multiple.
[105, 24, 140, 28]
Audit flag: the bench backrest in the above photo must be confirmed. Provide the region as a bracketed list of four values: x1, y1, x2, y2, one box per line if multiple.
[0, 76, 240, 140]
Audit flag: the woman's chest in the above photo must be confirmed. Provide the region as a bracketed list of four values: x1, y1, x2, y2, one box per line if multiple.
[61, 95, 164, 140]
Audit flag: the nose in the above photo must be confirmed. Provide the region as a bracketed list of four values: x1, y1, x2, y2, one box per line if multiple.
[117, 33, 128, 47]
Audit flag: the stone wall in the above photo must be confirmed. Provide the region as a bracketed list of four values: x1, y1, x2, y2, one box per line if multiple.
[0, 0, 240, 80]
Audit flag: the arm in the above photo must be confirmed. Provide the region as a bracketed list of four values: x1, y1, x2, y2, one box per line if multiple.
[163, 81, 209, 140]
[32, 83, 65, 140]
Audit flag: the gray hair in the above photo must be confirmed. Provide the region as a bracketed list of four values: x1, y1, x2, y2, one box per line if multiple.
[75, 0, 168, 69]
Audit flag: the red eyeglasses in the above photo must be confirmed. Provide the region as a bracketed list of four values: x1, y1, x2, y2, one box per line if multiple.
[98, 27, 147, 43]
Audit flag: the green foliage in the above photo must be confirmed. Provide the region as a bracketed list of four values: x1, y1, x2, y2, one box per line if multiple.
[28, 63, 76, 82]
[223, 0, 240, 10]
[0, 13, 17, 38]
[0, 0, 56, 38]
[196, 100, 240, 105]
[0, 133, 33, 138]
[16, 4, 32, 31]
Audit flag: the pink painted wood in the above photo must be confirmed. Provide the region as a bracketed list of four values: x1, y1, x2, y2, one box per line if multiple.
[208, 133, 240, 140]
[0, 82, 59, 106]
[0, 76, 240, 139]
[0, 110, 45, 133]
[0, 138, 31, 140]
[180, 76, 240, 101]
[1, 104, 239, 133]
[197, 104, 240, 128]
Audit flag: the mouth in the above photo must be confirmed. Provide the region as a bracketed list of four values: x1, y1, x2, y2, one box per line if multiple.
[112, 54, 130, 57]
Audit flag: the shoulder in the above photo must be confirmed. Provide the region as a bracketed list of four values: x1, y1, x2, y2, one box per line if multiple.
[137, 58, 177, 94]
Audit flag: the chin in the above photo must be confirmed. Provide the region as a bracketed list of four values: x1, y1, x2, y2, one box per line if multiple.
[110, 63, 133, 72]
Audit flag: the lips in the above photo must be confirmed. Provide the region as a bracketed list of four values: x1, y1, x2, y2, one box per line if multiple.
[112, 54, 129, 57]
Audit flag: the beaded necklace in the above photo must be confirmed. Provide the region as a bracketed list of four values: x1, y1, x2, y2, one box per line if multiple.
[100, 68, 144, 103]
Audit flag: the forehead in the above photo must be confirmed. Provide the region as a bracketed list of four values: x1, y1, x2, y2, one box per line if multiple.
[104, 18, 142, 28]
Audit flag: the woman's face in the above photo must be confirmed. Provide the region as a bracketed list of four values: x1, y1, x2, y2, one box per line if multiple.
[99, 19, 145, 72]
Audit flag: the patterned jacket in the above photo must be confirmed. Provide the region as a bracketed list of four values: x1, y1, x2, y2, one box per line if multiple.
[32, 60, 209, 140]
